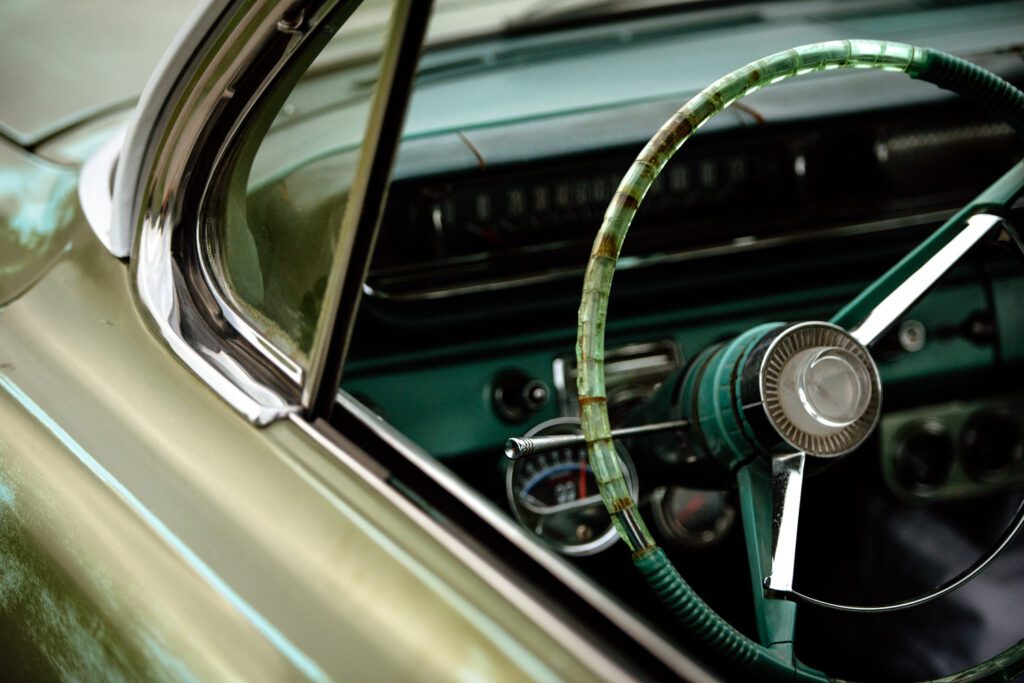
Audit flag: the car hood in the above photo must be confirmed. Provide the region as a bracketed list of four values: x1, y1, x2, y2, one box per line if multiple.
[0, 0, 198, 145]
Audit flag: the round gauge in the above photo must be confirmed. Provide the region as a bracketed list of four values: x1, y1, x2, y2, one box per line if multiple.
[650, 486, 735, 548]
[507, 417, 639, 556]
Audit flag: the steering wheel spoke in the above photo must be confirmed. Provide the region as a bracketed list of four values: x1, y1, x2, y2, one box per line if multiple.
[737, 455, 804, 649]
[833, 160, 1024, 346]
[845, 213, 1006, 346]
[765, 452, 807, 595]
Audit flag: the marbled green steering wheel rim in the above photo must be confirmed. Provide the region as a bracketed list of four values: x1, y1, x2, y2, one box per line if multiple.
[575, 40, 1024, 681]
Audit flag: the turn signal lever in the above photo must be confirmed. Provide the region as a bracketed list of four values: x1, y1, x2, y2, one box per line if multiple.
[504, 419, 688, 459]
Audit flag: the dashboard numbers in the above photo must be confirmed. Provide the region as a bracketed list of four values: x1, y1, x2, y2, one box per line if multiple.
[507, 417, 638, 556]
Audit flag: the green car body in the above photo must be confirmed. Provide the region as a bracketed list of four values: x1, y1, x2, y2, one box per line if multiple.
[3, 0, 1024, 681]
[0, 125, 603, 683]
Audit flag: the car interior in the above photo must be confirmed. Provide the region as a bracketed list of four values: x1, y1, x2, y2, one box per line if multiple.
[238, 0, 1024, 679]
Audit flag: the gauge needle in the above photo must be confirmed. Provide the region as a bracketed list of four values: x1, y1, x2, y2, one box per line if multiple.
[676, 493, 706, 524]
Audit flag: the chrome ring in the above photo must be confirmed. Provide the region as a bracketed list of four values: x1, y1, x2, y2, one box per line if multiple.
[759, 322, 882, 457]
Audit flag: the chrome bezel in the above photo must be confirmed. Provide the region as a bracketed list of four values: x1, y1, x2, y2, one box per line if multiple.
[649, 486, 736, 549]
[506, 417, 639, 557]
[759, 321, 882, 457]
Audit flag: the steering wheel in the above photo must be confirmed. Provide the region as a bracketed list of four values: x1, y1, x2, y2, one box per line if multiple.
[575, 40, 1024, 681]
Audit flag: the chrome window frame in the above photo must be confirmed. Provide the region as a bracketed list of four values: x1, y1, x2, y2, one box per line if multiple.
[106, 0, 419, 424]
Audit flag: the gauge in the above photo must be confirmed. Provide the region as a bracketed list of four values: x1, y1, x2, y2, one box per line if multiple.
[507, 417, 638, 556]
[650, 486, 735, 548]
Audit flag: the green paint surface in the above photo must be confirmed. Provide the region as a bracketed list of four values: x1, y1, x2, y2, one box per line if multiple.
[0, 476, 151, 682]
[0, 139, 78, 306]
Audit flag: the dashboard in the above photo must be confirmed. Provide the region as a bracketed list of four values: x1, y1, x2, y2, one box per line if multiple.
[336, 2, 1024, 679]
[370, 107, 1019, 302]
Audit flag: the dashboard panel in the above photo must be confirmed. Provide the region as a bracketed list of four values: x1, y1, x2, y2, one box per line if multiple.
[370, 107, 1022, 301]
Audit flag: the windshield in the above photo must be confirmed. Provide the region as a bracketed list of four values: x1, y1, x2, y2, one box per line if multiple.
[317, 0, 984, 71]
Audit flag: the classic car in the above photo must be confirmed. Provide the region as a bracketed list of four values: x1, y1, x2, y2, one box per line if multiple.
[3, 0, 1024, 680]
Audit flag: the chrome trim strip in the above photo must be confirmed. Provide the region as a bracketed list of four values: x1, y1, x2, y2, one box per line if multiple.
[331, 390, 716, 682]
[135, 224, 297, 425]
[552, 340, 682, 418]
[79, 129, 124, 256]
[111, 0, 232, 259]
[362, 208, 957, 302]
[193, 238, 305, 386]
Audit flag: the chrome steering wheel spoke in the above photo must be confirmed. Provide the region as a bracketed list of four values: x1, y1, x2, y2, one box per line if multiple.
[765, 452, 806, 596]
[737, 455, 804, 648]
[846, 213, 1006, 347]
[832, 160, 1024, 347]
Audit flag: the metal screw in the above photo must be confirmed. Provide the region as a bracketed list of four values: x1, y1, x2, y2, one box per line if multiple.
[898, 320, 926, 353]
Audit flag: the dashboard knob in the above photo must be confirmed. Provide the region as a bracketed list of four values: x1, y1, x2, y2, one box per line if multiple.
[962, 410, 1023, 483]
[894, 420, 955, 493]
[492, 370, 549, 423]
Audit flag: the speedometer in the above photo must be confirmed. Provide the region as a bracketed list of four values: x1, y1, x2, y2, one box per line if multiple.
[506, 417, 639, 556]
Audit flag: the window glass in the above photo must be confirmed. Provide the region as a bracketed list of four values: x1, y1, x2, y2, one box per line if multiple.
[217, 0, 396, 363]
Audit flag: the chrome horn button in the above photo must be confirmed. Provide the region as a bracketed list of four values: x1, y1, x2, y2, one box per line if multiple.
[760, 322, 881, 457]
[785, 347, 871, 429]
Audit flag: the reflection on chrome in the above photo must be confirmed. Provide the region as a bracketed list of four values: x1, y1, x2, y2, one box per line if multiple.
[111, 0, 359, 424]
[764, 451, 805, 595]
[505, 419, 688, 460]
[850, 212, 1006, 346]
[78, 129, 123, 256]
